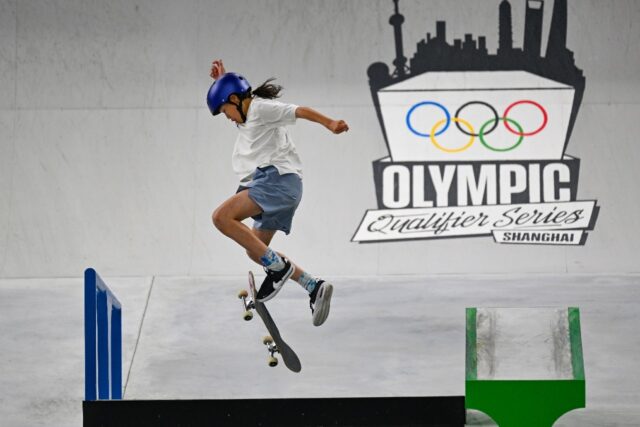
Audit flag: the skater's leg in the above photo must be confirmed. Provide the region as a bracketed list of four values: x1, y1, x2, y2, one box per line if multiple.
[212, 190, 270, 260]
[213, 193, 292, 299]
[244, 228, 276, 264]
[246, 227, 305, 282]
[244, 222, 331, 326]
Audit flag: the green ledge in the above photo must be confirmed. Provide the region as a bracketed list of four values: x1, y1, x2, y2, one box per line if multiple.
[465, 307, 586, 427]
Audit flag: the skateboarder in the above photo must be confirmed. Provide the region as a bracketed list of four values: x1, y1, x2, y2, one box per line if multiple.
[208, 59, 348, 326]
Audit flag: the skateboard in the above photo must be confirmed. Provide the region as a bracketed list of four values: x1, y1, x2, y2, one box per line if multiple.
[237, 271, 302, 373]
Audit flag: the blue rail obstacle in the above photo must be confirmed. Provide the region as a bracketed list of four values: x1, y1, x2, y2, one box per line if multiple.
[84, 268, 122, 401]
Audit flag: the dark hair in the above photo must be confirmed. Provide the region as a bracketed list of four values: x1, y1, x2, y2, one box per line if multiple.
[251, 78, 283, 99]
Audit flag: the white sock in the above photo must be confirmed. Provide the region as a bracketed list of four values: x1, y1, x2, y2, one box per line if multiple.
[260, 247, 285, 271]
[298, 271, 319, 294]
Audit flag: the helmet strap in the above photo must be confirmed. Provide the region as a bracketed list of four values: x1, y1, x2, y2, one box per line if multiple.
[236, 102, 247, 123]
[230, 93, 249, 123]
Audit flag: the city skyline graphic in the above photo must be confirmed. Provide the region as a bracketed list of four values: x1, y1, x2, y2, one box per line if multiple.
[368, 0, 586, 157]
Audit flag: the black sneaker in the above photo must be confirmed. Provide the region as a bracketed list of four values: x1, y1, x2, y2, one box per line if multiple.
[309, 280, 333, 326]
[256, 258, 294, 302]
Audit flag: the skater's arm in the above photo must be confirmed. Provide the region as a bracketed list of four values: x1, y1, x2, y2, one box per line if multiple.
[295, 106, 349, 134]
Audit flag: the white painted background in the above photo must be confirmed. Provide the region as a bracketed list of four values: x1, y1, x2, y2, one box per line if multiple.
[1, 0, 639, 278]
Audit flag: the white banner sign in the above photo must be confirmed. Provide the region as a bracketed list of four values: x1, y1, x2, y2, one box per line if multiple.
[352, 201, 596, 243]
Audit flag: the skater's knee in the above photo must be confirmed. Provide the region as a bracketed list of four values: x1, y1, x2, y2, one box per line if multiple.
[212, 207, 228, 232]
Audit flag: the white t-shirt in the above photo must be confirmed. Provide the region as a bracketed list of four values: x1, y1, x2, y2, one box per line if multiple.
[232, 97, 303, 183]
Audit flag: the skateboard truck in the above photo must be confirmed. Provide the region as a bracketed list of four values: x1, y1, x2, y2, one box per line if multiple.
[263, 336, 279, 367]
[237, 289, 254, 321]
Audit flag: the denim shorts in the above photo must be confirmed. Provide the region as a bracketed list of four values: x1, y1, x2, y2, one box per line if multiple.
[236, 166, 303, 235]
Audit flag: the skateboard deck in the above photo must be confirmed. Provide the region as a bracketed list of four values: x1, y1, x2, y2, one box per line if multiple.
[238, 271, 301, 373]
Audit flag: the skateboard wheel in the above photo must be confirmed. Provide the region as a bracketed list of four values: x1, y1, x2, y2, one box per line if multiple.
[238, 289, 249, 299]
[268, 356, 278, 367]
[263, 336, 274, 345]
[243, 310, 253, 321]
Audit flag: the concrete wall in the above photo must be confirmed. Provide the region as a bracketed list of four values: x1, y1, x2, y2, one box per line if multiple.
[0, 0, 639, 278]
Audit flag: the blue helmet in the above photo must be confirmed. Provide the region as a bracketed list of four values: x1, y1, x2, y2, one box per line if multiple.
[206, 73, 251, 116]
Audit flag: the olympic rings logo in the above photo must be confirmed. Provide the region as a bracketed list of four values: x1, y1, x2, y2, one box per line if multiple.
[405, 100, 548, 153]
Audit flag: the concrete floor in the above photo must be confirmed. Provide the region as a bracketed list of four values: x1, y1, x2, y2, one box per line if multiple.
[1, 274, 639, 426]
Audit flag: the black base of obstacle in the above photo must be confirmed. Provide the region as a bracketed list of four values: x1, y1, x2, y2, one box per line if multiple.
[83, 396, 465, 426]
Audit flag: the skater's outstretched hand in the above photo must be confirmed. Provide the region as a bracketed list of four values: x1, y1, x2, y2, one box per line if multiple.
[327, 119, 349, 134]
[296, 107, 350, 135]
[210, 59, 226, 80]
